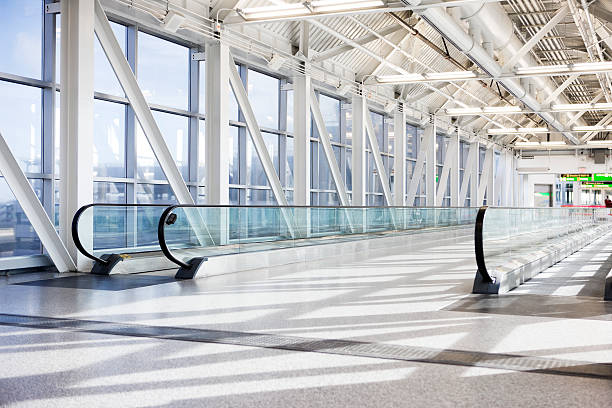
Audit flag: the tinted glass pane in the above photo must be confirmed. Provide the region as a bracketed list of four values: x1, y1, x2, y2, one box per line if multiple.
[0, 177, 42, 257]
[93, 182, 126, 203]
[138, 32, 188, 109]
[229, 126, 239, 184]
[369, 112, 384, 152]
[93, 100, 125, 177]
[247, 131, 278, 186]
[137, 111, 189, 180]
[319, 94, 340, 142]
[0, 0, 42, 79]
[94, 22, 126, 95]
[247, 69, 279, 129]
[136, 183, 177, 204]
[286, 136, 294, 188]
[0, 81, 42, 173]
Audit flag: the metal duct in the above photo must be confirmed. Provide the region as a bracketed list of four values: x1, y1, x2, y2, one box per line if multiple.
[402, 0, 582, 144]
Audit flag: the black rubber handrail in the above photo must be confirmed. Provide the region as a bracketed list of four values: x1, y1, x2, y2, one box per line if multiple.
[474, 206, 493, 283]
[157, 204, 486, 269]
[72, 203, 172, 265]
[158, 205, 191, 269]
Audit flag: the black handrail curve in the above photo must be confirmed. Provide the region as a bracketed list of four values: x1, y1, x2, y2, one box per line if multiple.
[158, 205, 191, 269]
[72, 203, 172, 265]
[474, 206, 493, 283]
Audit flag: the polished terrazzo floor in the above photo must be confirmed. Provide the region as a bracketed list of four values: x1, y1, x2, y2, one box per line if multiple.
[0, 232, 611, 407]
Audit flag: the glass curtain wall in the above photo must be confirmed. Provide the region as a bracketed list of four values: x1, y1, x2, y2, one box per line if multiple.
[0, 0, 474, 263]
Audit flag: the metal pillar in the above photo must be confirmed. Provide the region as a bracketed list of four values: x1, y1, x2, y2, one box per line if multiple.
[436, 132, 459, 206]
[293, 74, 311, 205]
[424, 122, 436, 206]
[60, 0, 95, 269]
[0, 132, 76, 272]
[364, 104, 393, 206]
[459, 141, 478, 206]
[310, 89, 350, 206]
[478, 148, 493, 206]
[205, 42, 230, 205]
[406, 125, 431, 206]
[393, 107, 406, 206]
[351, 93, 367, 206]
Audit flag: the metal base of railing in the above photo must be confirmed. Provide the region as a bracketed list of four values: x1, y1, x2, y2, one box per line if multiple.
[91, 254, 124, 275]
[472, 270, 500, 294]
[605, 271, 612, 301]
[175, 257, 208, 280]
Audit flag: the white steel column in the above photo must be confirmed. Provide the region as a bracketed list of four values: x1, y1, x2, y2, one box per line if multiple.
[406, 127, 431, 206]
[478, 148, 493, 206]
[94, 0, 194, 205]
[205, 42, 230, 205]
[0, 132, 76, 272]
[488, 148, 497, 206]
[293, 74, 311, 205]
[310, 89, 350, 206]
[471, 142, 479, 206]
[393, 107, 406, 206]
[364, 104, 393, 206]
[352, 93, 367, 206]
[424, 123, 436, 206]
[450, 131, 460, 207]
[60, 0, 95, 269]
[459, 141, 477, 206]
[436, 133, 459, 206]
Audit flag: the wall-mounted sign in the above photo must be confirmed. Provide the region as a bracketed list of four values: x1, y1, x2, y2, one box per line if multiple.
[582, 182, 612, 188]
[592, 173, 612, 182]
[561, 173, 592, 181]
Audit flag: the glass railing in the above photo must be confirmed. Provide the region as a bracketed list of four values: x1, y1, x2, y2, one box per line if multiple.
[158, 206, 480, 277]
[474, 206, 611, 285]
[72, 204, 170, 268]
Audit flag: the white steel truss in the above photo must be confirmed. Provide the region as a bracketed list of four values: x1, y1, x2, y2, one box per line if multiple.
[0, 131, 76, 273]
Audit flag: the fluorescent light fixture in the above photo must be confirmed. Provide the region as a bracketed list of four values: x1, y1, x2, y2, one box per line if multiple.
[572, 125, 612, 132]
[541, 141, 566, 146]
[446, 106, 522, 115]
[552, 102, 612, 112]
[238, 3, 310, 20]
[238, 0, 384, 20]
[515, 61, 612, 76]
[376, 70, 477, 84]
[515, 142, 541, 147]
[311, 0, 384, 13]
[586, 140, 612, 145]
[488, 127, 549, 134]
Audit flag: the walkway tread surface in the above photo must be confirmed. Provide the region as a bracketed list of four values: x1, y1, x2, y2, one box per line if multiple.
[0, 232, 610, 407]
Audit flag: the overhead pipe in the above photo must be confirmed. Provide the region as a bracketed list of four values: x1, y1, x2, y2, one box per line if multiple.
[402, 0, 582, 144]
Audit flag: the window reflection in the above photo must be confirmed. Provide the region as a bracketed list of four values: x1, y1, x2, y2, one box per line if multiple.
[247, 69, 279, 129]
[0, 0, 42, 79]
[137, 111, 189, 180]
[0, 178, 42, 257]
[93, 100, 125, 177]
[138, 31, 189, 110]
[0, 81, 42, 173]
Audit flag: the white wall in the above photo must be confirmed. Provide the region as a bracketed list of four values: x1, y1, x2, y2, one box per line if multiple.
[517, 152, 611, 174]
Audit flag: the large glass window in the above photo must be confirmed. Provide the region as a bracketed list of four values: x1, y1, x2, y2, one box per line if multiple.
[93, 99, 125, 178]
[0, 81, 42, 173]
[0, 0, 42, 79]
[94, 22, 126, 96]
[138, 31, 189, 110]
[0, 178, 42, 257]
[137, 111, 189, 180]
[247, 132, 278, 186]
[247, 69, 279, 129]
[317, 94, 340, 142]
